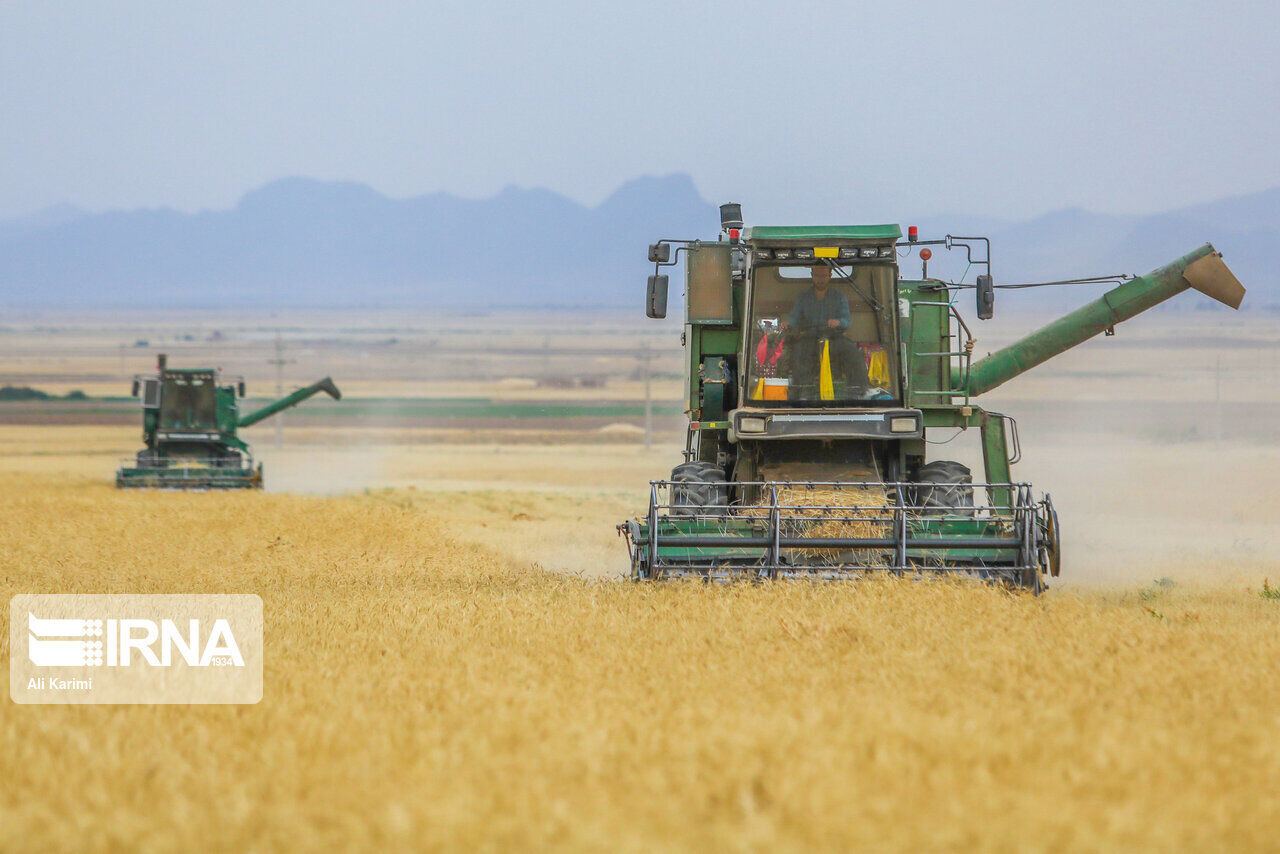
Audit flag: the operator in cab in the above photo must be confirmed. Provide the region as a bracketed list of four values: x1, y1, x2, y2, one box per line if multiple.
[781, 264, 870, 397]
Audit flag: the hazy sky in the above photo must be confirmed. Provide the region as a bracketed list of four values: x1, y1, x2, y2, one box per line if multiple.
[2, 0, 1278, 222]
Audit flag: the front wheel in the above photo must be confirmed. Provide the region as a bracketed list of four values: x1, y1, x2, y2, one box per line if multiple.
[670, 461, 728, 516]
[136, 450, 167, 469]
[910, 460, 975, 515]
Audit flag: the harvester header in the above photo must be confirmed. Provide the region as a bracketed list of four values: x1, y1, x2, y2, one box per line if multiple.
[623, 204, 1245, 589]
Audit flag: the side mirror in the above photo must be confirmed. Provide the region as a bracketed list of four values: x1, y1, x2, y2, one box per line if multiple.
[238, 381, 247, 397]
[648, 243, 671, 263]
[646, 275, 669, 319]
[976, 274, 995, 320]
[131, 379, 140, 397]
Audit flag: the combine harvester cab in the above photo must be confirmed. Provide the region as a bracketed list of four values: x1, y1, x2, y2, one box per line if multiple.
[115, 353, 341, 490]
[621, 205, 1245, 589]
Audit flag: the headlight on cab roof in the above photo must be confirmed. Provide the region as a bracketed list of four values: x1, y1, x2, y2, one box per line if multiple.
[738, 416, 768, 434]
[889, 416, 917, 433]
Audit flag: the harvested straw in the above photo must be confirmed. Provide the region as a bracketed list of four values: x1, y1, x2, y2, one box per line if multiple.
[744, 483, 894, 565]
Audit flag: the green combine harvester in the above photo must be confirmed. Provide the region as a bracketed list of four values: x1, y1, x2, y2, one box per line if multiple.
[116, 354, 341, 490]
[620, 204, 1246, 589]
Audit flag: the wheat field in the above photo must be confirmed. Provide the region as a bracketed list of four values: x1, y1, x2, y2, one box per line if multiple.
[4, 454, 1280, 851]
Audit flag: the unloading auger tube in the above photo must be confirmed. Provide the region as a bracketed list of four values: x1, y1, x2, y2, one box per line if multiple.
[959, 244, 1245, 395]
[622, 202, 1245, 589]
[238, 377, 342, 427]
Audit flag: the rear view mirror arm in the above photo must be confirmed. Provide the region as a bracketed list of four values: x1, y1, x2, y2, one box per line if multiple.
[649, 239, 697, 273]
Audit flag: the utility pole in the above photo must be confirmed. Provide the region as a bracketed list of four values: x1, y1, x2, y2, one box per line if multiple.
[642, 339, 652, 451]
[267, 330, 295, 449]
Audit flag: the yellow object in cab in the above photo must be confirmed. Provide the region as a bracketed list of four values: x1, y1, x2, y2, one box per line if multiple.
[819, 340, 834, 400]
[868, 349, 891, 387]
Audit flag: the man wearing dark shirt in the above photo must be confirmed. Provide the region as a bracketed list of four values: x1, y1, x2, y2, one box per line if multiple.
[782, 265, 870, 398]
[786, 265, 852, 332]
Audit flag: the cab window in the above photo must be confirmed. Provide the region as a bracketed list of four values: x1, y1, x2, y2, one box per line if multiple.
[745, 262, 898, 406]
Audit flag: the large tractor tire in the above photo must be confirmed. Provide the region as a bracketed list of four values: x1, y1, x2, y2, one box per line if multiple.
[136, 450, 167, 469]
[670, 461, 729, 516]
[911, 460, 975, 515]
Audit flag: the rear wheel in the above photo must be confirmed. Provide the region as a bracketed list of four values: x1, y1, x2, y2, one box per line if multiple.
[911, 460, 975, 514]
[670, 461, 728, 516]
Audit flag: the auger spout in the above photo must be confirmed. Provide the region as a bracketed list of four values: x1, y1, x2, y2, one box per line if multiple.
[237, 377, 341, 427]
[959, 244, 1245, 396]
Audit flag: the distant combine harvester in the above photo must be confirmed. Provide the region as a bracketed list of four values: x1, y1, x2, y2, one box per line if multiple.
[116, 354, 341, 490]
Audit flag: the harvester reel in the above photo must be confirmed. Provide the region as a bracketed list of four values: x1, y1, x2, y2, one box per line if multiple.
[669, 461, 728, 516]
[911, 461, 976, 515]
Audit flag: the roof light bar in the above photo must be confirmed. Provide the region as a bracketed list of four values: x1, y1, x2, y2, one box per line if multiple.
[752, 245, 898, 263]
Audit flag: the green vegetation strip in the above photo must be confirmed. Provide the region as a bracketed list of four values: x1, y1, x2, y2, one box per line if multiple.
[2, 397, 686, 419]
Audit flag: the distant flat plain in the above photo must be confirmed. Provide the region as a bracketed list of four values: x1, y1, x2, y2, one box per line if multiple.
[1, 306, 1274, 584]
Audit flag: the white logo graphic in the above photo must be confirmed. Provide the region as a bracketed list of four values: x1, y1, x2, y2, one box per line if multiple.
[28, 614, 104, 667]
[27, 612, 243, 668]
[12, 595, 262, 704]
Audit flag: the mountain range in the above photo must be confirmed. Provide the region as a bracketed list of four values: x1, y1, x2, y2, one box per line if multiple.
[1, 174, 1275, 309]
